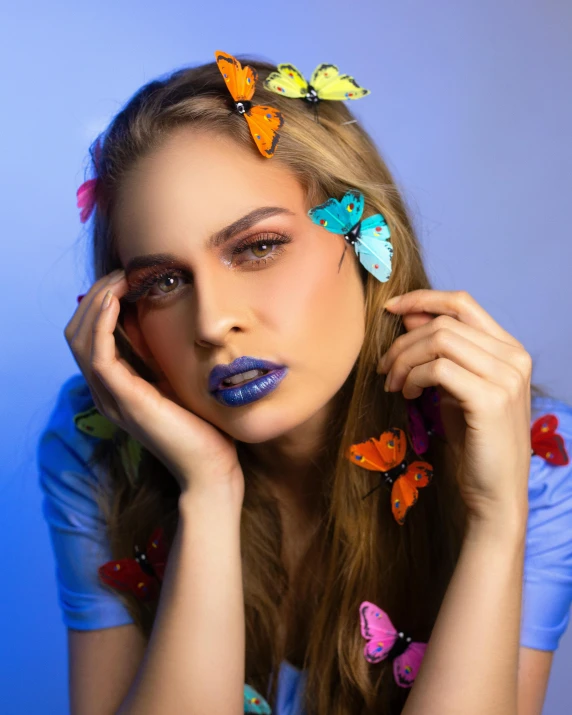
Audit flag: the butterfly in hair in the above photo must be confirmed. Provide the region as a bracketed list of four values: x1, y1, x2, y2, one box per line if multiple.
[347, 427, 433, 524]
[243, 684, 272, 713]
[215, 50, 284, 158]
[359, 600, 427, 688]
[405, 386, 446, 455]
[308, 189, 393, 283]
[530, 413, 570, 465]
[98, 526, 169, 601]
[264, 63, 370, 104]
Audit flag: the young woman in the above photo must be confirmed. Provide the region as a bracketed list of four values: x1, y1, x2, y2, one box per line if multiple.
[37, 53, 572, 715]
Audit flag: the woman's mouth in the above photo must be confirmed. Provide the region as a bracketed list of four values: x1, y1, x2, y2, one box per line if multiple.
[219, 368, 269, 389]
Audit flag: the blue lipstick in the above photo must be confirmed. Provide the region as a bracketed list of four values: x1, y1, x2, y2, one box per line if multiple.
[209, 356, 288, 407]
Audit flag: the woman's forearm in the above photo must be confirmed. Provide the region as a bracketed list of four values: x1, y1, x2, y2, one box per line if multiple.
[117, 483, 245, 715]
[402, 509, 528, 715]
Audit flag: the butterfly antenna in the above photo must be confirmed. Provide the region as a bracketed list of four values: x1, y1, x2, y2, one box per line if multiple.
[314, 104, 319, 124]
[362, 482, 383, 500]
[337, 245, 348, 273]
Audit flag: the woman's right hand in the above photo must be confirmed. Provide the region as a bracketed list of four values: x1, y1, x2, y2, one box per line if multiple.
[65, 269, 244, 501]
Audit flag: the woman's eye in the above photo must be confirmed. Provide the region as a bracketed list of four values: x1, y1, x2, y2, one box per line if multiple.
[150, 274, 184, 296]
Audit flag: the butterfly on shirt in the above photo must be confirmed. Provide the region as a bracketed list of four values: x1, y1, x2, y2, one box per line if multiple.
[360, 601, 426, 688]
[347, 427, 433, 525]
[530, 413, 569, 466]
[215, 49, 284, 159]
[98, 526, 168, 601]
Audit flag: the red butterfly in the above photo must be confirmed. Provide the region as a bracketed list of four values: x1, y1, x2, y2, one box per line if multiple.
[347, 427, 433, 525]
[530, 413, 569, 466]
[99, 526, 169, 601]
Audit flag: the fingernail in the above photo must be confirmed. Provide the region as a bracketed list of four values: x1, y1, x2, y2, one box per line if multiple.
[77, 294, 85, 304]
[109, 269, 125, 283]
[384, 296, 401, 308]
[102, 290, 113, 310]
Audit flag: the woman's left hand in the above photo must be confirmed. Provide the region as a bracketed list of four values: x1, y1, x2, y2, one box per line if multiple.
[377, 289, 532, 526]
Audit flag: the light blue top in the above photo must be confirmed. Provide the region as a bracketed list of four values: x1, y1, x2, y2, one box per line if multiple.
[37, 374, 572, 713]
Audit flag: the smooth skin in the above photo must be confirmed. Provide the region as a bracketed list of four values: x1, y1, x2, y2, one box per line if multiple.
[64, 127, 554, 713]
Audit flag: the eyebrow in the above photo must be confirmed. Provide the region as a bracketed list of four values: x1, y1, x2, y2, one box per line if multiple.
[124, 206, 295, 275]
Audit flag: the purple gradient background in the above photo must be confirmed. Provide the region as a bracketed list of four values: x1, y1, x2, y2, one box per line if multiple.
[1, 1, 570, 712]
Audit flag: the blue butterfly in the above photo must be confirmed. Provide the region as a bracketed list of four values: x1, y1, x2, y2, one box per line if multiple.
[244, 683, 272, 713]
[308, 190, 393, 282]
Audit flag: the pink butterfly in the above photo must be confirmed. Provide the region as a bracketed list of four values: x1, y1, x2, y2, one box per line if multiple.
[76, 136, 102, 223]
[76, 178, 98, 223]
[405, 386, 446, 455]
[359, 600, 427, 688]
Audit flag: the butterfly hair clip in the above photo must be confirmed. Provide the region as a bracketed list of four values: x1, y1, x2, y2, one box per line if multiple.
[98, 526, 169, 601]
[215, 50, 284, 158]
[264, 62, 369, 122]
[243, 684, 272, 713]
[405, 386, 446, 456]
[74, 406, 143, 488]
[360, 601, 427, 688]
[76, 136, 103, 223]
[531, 413, 570, 465]
[308, 190, 393, 283]
[347, 427, 433, 525]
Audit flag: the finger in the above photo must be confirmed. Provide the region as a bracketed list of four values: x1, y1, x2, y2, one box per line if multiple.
[384, 289, 521, 348]
[378, 314, 526, 377]
[383, 327, 524, 395]
[90, 289, 148, 420]
[65, 269, 125, 342]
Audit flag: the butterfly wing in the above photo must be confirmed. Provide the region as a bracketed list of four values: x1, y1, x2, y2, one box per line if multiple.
[244, 105, 284, 158]
[406, 401, 430, 455]
[77, 178, 97, 223]
[359, 601, 398, 664]
[243, 684, 272, 714]
[308, 190, 364, 235]
[310, 63, 370, 100]
[74, 407, 117, 439]
[391, 462, 433, 525]
[147, 526, 169, 581]
[393, 642, 427, 688]
[419, 386, 446, 439]
[98, 557, 159, 601]
[354, 215, 393, 283]
[118, 437, 143, 488]
[531, 413, 570, 465]
[264, 63, 308, 98]
[215, 50, 257, 102]
[347, 428, 406, 471]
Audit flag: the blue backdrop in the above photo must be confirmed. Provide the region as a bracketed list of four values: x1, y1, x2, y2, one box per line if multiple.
[1, 1, 571, 712]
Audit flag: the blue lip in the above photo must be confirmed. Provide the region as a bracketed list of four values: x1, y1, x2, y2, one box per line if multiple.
[208, 356, 286, 393]
[210, 367, 288, 407]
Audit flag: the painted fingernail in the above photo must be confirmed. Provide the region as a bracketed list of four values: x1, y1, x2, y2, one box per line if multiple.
[77, 294, 85, 304]
[384, 375, 392, 391]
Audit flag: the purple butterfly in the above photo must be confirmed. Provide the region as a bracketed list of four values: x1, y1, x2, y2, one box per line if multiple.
[359, 601, 427, 688]
[405, 386, 446, 455]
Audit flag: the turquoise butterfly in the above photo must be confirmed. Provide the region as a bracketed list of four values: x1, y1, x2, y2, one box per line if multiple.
[244, 683, 272, 713]
[308, 190, 393, 283]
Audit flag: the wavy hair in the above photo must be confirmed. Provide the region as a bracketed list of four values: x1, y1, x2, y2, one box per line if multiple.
[82, 55, 550, 714]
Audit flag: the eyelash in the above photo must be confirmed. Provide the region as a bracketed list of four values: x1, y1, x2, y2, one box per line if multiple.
[122, 232, 292, 304]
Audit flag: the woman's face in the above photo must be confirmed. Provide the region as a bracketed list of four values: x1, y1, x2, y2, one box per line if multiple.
[116, 128, 366, 444]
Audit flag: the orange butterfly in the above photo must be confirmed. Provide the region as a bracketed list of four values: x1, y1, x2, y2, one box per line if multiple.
[215, 50, 284, 158]
[347, 428, 433, 525]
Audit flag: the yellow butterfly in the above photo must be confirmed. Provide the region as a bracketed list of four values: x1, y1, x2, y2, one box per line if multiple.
[264, 63, 370, 104]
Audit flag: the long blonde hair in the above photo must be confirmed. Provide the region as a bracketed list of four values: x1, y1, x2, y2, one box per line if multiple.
[83, 55, 550, 714]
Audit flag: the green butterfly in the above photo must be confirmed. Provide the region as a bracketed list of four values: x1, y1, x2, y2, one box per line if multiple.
[74, 406, 142, 487]
[264, 62, 370, 104]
